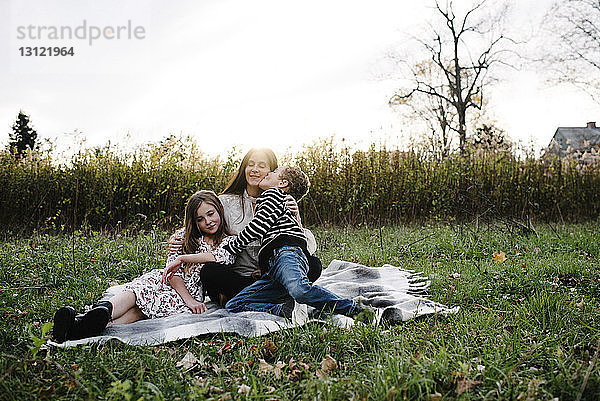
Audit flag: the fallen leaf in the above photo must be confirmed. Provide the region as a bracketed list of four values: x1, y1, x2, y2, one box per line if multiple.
[273, 361, 286, 379]
[534, 247, 541, 254]
[176, 351, 199, 370]
[193, 376, 207, 387]
[258, 359, 273, 375]
[210, 386, 224, 394]
[63, 380, 77, 390]
[218, 341, 231, 356]
[456, 378, 481, 395]
[320, 354, 337, 373]
[428, 392, 442, 401]
[492, 251, 506, 263]
[237, 384, 251, 395]
[316, 369, 326, 380]
[263, 338, 278, 360]
[288, 368, 303, 381]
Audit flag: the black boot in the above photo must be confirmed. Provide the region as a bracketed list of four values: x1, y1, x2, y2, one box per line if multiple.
[53, 306, 76, 343]
[67, 302, 112, 340]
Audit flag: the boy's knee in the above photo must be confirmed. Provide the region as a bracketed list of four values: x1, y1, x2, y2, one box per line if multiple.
[224, 300, 235, 312]
[225, 298, 242, 313]
[288, 283, 312, 303]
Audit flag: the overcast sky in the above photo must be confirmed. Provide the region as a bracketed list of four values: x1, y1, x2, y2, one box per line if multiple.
[1, 0, 599, 156]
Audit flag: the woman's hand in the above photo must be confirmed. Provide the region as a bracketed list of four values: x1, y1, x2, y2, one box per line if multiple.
[162, 257, 183, 283]
[186, 299, 207, 314]
[284, 195, 302, 225]
[167, 235, 184, 255]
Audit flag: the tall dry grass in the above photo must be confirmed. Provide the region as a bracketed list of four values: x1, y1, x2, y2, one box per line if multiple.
[2, 136, 599, 232]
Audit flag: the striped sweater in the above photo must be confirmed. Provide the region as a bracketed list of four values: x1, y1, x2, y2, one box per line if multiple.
[223, 188, 307, 269]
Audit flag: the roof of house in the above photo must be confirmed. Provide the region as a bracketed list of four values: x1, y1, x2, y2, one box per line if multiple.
[551, 123, 600, 153]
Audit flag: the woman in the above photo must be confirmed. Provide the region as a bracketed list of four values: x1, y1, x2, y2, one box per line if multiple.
[169, 148, 321, 305]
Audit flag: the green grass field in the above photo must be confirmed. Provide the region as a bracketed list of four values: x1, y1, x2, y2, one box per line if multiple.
[1, 223, 599, 400]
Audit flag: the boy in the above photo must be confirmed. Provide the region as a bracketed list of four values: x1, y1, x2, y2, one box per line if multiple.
[224, 165, 365, 319]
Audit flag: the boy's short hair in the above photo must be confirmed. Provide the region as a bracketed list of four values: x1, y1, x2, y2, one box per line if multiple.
[279, 166, 310, 201]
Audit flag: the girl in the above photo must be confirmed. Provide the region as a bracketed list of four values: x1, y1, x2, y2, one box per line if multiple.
[52, 190, 235, 343]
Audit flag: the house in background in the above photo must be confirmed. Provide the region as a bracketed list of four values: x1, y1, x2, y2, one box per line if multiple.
[545, 122, 600, 164]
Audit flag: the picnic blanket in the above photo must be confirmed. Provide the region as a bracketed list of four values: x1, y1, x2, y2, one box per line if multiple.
[50, 260, 459, 347]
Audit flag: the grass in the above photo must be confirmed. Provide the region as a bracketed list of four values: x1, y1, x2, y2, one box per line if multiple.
[0, 223, 599, 400]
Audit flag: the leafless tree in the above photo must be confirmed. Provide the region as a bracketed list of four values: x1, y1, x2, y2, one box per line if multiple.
[541, 0, 600, 103]
[389, 59, 456, 159]
[390, 0, 514, 154]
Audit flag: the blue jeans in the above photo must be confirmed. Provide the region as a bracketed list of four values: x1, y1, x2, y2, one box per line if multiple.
[226, 245, 359, 316]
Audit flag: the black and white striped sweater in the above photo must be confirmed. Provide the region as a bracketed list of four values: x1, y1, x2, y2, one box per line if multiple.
[223, 188, 307, 270]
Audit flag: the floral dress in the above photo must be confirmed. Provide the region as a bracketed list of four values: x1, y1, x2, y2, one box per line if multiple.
[124, 232, 236, 318]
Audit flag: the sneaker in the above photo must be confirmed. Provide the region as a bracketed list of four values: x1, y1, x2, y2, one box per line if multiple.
[67, 305, 111, 340]
[279, 298, 308, 324]
[279, 298, 295, 319]
[53, 306, 76, 343]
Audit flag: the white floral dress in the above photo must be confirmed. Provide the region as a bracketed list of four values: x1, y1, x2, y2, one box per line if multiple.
[124, 233, 236, 318]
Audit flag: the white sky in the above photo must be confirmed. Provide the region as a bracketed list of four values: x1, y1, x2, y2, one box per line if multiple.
[1, 0, 599, 156]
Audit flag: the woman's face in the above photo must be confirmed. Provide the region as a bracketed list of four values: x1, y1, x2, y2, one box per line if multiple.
[195, 202, 221, 236]
[245, 151, 272, 189]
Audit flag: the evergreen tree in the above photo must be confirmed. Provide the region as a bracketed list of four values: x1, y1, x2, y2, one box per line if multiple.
[9, 110, 38, 158]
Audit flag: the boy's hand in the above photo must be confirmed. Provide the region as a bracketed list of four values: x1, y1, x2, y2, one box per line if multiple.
[162, 257, 183, 283]
[186, 299, 207, 314]
[284, 195, 301, 224]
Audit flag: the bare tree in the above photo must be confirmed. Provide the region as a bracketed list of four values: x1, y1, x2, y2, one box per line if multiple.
[390, 0, 513, 154]
[542, 0, 600, 103]
[389, 60, 457, 159]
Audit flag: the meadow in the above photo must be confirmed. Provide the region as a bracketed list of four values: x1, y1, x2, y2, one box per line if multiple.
[1, 223, 599, 400]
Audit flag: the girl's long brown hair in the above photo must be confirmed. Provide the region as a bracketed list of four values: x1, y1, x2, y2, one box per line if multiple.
[182, 190, 232, 258]
[222, 148, 278, 196]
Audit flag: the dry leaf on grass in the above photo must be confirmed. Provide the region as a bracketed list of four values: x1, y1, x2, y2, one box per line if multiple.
[193, 376, 207, 387]
[176, 351, 199, 370]
[456, 378, 481, 395]
[263, 338, 278, 360]
[321, 354, 337, 372]
[273, 361, 286, 379]
[237, 384, 251, 395]
[217, 341, 231, 356]
[63, 380, 77, 390]
[492, 251, 506, 263]
[427, 392, 442, 401]
[258, 359, 273, 375]
[209, 386, 224, 394]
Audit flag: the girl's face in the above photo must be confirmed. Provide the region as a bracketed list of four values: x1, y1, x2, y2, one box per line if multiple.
[245, 151, 272, 188]
[195, 202, 221, 236]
